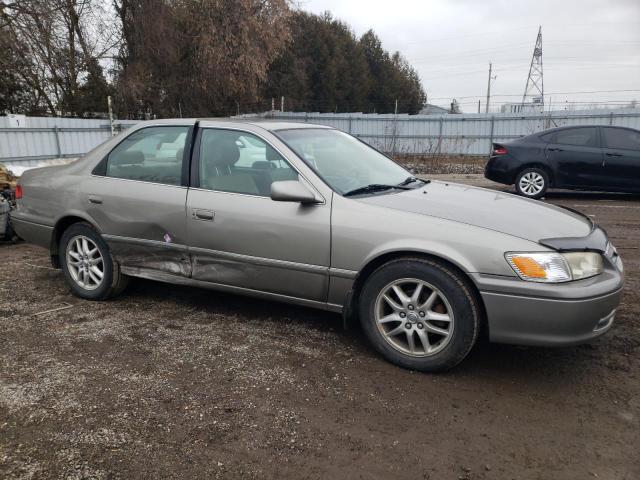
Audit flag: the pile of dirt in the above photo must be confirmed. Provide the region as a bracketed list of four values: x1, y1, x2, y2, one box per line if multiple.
[394, 154, 487, 175]
[0, 164, 17, 188]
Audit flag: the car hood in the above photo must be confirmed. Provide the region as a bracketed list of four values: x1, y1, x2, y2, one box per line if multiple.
[356, 181, 593, 243]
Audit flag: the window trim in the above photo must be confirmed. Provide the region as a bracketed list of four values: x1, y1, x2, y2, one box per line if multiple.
[191, 126, 325, 203]
[91, 124, 195, 187]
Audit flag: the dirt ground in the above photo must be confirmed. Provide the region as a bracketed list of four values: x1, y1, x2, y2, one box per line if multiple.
[1, 177, 639, 480]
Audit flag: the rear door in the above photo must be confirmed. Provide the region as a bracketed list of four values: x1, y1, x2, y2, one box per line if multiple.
[545, 127, 604, 188]
[85, 123, 194, 276]
[600, 127, 640, 192]
[185, 124, 331, 302]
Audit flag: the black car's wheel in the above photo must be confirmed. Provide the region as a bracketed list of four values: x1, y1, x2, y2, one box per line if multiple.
[59, 222, 128, 300]
[358, 258, 480, 372]
[515, 167, 549, 199]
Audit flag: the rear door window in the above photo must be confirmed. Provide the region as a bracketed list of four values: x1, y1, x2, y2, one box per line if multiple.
[602, 128, 640, 151]
[103, 126, 189, 185]
[553, 128, 599, 148]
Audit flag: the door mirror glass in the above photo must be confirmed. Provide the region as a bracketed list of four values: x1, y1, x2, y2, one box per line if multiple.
[270, 181, 319, 204]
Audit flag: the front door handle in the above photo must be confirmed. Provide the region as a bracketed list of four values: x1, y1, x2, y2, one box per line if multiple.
[193, 209, 214, 221]
[88, 196, 103, 205]
[548, 147, 563, 152]
[605, 152, 623, 157]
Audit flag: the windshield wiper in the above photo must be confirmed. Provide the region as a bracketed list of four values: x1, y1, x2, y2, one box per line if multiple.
[397, 176, 426, 187]
[344, 183, 413, 197]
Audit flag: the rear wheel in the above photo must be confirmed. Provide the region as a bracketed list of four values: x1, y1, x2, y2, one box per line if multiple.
[358, 258, 480, 372]
[515, 167, 548, 199]
[59, 222, 128, 300]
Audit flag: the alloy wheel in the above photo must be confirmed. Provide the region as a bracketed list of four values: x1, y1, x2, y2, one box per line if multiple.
[519, 171, 545, 196]
[65, 235, 104, 290]
[374, 278, 455, 357]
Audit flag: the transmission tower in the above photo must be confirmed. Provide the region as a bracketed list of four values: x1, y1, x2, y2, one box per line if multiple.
[522, 26, 544, 106]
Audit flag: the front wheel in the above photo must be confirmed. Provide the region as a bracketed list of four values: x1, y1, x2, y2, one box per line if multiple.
[515, 167, 549, 199]
[59, 222, 128, 300]
[358, 258, 480, 372]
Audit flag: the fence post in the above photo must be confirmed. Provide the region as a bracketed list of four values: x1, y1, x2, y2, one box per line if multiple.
[348, 115, 352, 134]
[53, 126, 62, 158]
[436, 116, 444, 156]
[609, 112, 614, 125]
[488, 115, 495, 156]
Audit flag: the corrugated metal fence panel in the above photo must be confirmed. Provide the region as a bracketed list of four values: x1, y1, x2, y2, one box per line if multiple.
[2, 110, 640, 164]
[267, 108, 640, 155]
[0, 116, 113, 163]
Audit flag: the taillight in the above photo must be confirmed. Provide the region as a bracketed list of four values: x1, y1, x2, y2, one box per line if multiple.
[15, 184, 23, 199]
[493, 146, 507, 155]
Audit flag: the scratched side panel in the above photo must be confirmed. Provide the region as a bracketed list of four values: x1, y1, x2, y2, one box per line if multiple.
[82, 176, 190, 276]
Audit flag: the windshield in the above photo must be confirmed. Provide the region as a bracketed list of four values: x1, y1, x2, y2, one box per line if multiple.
[277, 128, 414, 195]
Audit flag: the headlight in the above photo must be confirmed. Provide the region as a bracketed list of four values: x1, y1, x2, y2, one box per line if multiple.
[506, 252, 603, 283]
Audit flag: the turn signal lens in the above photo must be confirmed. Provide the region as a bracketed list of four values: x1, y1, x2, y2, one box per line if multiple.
[510, 256, 547, 278]
[505, 252, 572, 283]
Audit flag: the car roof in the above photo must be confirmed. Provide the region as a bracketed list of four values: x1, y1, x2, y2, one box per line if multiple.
[533, 124, 639, 137]
[130, 118, 332, 132]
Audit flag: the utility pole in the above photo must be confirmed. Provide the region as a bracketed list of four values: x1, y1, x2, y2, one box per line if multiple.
[485, 62, 495, 114]
[271, 98, 275, 111]
[478, 100, 481, 113]
[394, 99, 398, 115]
[281, 96, 284, 112]
[107, 96, 115, 136]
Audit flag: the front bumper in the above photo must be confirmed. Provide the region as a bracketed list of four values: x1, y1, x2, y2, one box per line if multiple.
[471, 262, 624, 346]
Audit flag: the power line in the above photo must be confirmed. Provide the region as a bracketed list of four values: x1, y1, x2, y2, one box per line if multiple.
[425, 89, 640, 101]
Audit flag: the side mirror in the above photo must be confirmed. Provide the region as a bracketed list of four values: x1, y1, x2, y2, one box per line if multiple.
[270, 181, 319, 204]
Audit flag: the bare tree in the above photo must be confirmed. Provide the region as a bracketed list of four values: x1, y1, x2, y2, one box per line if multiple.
[0, 0, 118, 115]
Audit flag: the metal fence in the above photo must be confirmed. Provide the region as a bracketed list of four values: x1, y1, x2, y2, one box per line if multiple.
[0, 116, 137, 168]
[257, 108, 640, 156]
[2, 109, 640, 168]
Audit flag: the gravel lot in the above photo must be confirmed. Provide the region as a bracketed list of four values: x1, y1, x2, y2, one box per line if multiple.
[1, 176, 639, 479]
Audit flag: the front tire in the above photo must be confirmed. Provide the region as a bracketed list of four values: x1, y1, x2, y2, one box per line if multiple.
[515, 167, 548, 199]
[59, 222, 128, 300]
[358, 258, 480, 372]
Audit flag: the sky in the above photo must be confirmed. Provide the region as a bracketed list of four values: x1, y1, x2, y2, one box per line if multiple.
[299, 0, 640, 113]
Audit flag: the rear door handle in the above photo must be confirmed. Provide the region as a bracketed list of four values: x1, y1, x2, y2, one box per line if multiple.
[88, 196, 103, 205]
[193, 209, 214, 221]
[605, 152, 623, 157]
[548, 147, 563, 152]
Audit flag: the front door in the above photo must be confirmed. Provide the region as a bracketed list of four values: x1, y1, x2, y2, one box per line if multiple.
[85, 123, 194, 276]
[545, 127, 604, 188]
[186, 126, 331, 302]
[600, 127, 640, 192]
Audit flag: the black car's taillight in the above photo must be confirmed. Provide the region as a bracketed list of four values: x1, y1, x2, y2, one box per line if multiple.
[492, 144, 507, 155]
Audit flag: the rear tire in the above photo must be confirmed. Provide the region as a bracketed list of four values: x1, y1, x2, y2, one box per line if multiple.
[358, 258, 480, 372]
[515, 167, 549, 199]
[59, 222, 128, 300]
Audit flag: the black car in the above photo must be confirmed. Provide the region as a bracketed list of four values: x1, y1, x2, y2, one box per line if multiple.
[485, 125, 640, 199]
